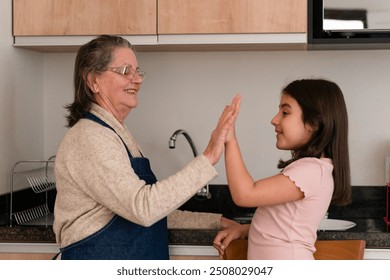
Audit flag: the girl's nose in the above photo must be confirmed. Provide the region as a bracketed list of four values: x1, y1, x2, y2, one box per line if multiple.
[271, 113, 279, 126]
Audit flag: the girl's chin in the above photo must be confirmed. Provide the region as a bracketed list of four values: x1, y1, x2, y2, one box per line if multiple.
[276, 143, 288, 150]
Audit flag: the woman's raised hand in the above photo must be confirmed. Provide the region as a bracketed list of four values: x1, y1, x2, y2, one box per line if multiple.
[203, 95, 241, 165]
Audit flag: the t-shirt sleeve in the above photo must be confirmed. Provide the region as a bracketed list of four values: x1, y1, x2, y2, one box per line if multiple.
[281, 158, 325, 198]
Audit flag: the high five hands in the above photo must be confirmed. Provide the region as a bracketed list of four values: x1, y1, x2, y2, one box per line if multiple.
[203, 94, 241, 165]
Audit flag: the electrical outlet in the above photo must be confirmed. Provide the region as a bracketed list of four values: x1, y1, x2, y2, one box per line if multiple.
[386, 156, 390, 185]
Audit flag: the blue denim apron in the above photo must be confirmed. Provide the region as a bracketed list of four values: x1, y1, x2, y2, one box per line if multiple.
[59, 113, 169, 260]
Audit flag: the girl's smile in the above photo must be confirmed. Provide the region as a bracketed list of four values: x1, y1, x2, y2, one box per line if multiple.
[271, 93, 314, 151]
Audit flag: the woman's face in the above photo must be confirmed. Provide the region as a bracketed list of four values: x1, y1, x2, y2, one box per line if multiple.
[271, 93, 314, 151]
[92, 47, 143, 123]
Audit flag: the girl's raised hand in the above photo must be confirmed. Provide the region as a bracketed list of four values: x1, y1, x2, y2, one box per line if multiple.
[225, 94, 241, 143]
[203, 94, 241, 165]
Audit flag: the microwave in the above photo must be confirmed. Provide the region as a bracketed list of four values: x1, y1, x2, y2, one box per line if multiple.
[308, 0, 390, 50]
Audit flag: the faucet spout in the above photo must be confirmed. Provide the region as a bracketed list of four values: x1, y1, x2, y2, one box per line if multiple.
[169, 129, 198, 157]
[169, 129, 211, 200]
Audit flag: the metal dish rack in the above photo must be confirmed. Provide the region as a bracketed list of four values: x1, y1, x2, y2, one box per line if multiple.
[9, 155, 56, 227]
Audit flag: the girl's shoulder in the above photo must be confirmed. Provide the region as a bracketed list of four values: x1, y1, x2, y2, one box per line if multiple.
[284, 157, 333, 173]
[282, 157, 334, 195]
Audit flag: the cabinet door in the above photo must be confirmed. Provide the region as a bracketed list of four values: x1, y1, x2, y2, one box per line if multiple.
[0, 253, 56, 260]
[13, 0, 157, 36]
[170, 255, 219, 260]
[158, 0, 306, 34]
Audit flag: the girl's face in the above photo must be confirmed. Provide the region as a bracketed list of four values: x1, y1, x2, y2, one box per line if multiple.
[271, 93, 314, 151]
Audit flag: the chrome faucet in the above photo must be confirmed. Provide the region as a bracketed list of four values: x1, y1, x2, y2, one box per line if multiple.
[169, 129, 198, 157]
[169, 129, 212, 199]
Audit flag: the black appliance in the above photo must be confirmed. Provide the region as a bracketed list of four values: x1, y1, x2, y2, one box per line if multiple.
[308, 0, 390, 50]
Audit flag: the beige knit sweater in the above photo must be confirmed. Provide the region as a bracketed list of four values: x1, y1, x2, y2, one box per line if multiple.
[53, 104, 221, 248]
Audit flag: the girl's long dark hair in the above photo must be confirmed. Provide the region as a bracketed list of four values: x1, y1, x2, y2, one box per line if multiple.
[278, 79, 351, 205]
[65, 35, 133, 127]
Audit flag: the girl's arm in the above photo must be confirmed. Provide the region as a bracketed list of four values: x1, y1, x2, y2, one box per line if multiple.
[224, 106, 304, 208]
[213, 223, 250, 258]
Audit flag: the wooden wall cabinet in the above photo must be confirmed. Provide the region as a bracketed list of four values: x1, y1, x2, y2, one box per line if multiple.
[158, 0, 307, 34]
[13, 0, 307, 51]
[13, 0, 157, 36]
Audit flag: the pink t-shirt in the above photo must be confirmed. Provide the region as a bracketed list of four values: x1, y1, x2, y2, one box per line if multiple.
[247, 157, 334, 260]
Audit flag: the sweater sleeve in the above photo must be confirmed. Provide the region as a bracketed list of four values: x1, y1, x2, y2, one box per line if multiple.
[55, 120, 218, 227]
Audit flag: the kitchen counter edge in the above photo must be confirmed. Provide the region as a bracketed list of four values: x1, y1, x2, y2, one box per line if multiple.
[0, 226, 389, 249]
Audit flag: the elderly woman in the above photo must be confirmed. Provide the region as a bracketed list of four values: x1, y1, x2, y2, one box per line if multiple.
[53, 35, 238, 260]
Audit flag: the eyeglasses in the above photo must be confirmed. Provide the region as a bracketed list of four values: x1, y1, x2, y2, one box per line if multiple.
[104, 65, 146, 81]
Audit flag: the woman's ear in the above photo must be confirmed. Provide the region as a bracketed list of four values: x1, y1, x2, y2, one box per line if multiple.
[86, 73, 98, 93]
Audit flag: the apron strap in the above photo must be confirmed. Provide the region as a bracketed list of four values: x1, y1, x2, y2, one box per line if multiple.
[84, 112, 144, 158]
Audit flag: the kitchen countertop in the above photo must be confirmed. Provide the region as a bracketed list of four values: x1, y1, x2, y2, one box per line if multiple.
[0, 225, 219, 245]
[170, 218, 390, 248]
[0, 226, 221, 248]
[0, 218, 389, 248]
[316, 218, 390, 248]
[1, 186, 388, 250]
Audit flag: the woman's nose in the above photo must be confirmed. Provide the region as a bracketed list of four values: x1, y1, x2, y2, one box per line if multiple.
[133, 76, 143, 84]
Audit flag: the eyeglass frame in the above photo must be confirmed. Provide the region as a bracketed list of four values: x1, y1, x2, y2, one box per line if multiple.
[103, 65, 146, 81]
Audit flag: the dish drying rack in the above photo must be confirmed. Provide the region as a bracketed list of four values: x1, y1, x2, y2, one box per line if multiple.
[9, 155, 56, 227]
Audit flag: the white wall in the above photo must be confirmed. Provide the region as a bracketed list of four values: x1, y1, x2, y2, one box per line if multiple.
[0, 1, 44, 195]
[1, 0, 390, 198]
[42, 49, 390, 187]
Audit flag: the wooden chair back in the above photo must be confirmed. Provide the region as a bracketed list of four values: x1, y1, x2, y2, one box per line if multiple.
[313, 240, 366, 260]
[223, 239, 366, 260]
[222, 239, 248, 260]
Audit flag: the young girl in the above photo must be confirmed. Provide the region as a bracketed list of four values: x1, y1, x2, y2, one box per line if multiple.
[213, 79, 351, 260]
